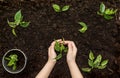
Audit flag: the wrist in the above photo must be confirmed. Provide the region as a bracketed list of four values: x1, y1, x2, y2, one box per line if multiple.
[67, 60, 76, 64]
[48, 58, 56, 65]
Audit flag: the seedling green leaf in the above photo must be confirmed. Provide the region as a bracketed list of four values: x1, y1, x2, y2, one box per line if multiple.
[98, 65, 107, 69]
[97, 2, 117, 20]
[104, 14, 113, 20]
[82, 51, 108, 73]
[54, 39, 68, 60]
[101, 60, 108, 66]
[62, 5, 70, 11]
[5, 54, 18, 70]
[12, 28, 17, 37]
[55, 53, 62, 60]
[100, 2, 105, 13]
[52, 4, 70, 12]
[89, 50, 95, 60]
[7, 20, 16, 28]
[55, 41, 60, 52]
[20, 21, 30, 27]
[105, 9, 117, 15]
[94, 55, 102, 65]
[7, 10, 30, 36]
[14, 10, 22, 25]
[52, 4, 61, 12]
[78, 22, 88, 33]
[81, 68, 91, 72]
[88, 59, 94, 67]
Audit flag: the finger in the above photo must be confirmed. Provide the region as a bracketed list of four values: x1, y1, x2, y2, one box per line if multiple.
[50, 42, 56, 54]
[68, 43, 73, 53]
[71, 41, 77, 51]
[64, 41, 72, 45]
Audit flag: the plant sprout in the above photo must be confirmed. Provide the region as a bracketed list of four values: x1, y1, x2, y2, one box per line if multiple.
[78, 22, 88, 33]
[82, 50, 109, 72]
[54, 39, 68, 60]
[5, 54, 18, 70]
[97, 2, 117, 20]
[7, 10, 30, 36]
[52, 4, 70, 12]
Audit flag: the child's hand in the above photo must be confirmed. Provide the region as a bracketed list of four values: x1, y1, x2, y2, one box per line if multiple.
[65, 41, 77, 63]
[48, 39, 62, 63]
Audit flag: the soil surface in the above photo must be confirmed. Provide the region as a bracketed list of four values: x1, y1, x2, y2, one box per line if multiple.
[0, 0, 120, 78]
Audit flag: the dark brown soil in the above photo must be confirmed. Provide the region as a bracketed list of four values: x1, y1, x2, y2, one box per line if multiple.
[0, 0, 120, 78]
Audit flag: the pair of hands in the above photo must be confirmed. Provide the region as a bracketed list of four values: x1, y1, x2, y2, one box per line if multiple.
[48, 39, 77, 64]
[36, 40, 83, 78]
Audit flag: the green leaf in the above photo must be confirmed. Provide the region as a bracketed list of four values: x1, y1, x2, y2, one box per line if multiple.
[105, 9, 117, 15]
[101, 59, 108, 66]
[94, 54, 102, 65]
[52, 4, 61, 12]
[81, 68, 92, 72]
[20, 21, 30, 27]
[64, 47, 68, 53]
[78, 22, 88, 33]
[55, 41, 60, 52]
[9, 54, 18, 61]
[7, 20, 16, 28]
[93, 62, 101, 68]
[104, 14, 113, 20]
[89, 50, 95, 60]
[97, 11, 103, 16]
[60, 44, 65, 52]
[98, 65, 107, 69]
[12, 28, 17, 37]
[14, 10, 22, 25]
[7, 60, 14, 66]
[13, 64, 17, 70]
[100, 2, 105, 13]
[62, 5, 70, 11]
[5, 57, 11, 60]
[6, 54, 18, 70]
[55, 53, 62, 60]
[88, 59, 94, 67]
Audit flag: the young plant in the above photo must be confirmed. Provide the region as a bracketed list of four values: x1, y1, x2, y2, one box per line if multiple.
[54, 40, 68, 60]
[97, 2, 117, 20]
[5, 54, 18, 70]
[82, 50, 109, 72]
[7, 10, 30, 36]
[78, 22, 88, 33]
[52, 4, 70, 12]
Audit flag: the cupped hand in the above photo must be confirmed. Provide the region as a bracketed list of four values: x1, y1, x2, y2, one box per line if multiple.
[64, 41, 77, 63]
[48, 39, 62, 63]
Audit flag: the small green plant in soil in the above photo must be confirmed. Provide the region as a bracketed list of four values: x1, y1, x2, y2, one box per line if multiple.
[52, 4, 70, 12]
[82, 50, 109, 72]
[5, 54, 18, 70]
[54, 40, 68, 60]
[78, 22, 88, 33]
[7, 10, 30, 36]
[97, 2, 117, 20]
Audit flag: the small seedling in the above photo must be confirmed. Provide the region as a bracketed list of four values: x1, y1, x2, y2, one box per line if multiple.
[97, 2, 117, 20]
[82, 50, 109, 72]
[5, 54, 18, 70]
[52, 4, 70, 12]
[7, 10, 30, 36]
[78, 22, 88, 33]
[54, 40, 68, 60]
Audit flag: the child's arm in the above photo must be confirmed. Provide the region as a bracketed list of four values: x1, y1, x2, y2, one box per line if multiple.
[35, 61, 56, 78]
[65, 41, 83, 78]
[36, 41, 57, 78]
